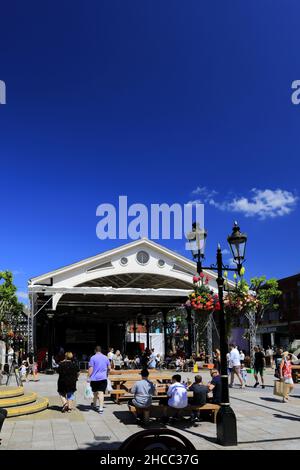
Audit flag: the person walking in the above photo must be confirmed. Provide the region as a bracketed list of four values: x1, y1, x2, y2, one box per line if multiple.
[213, 349, 221, 372]
[229, 344, 244, 388]
[57, 352, 80, 412]
[27, 351, 38, 382]
[7, 346, 14, 370]
[253, 346, 266, 389]
[266, 345, 274, 368]
[279, 352, 294, 403]
[274, 347, 284, 378]
[0, 407, 7, 445]
[239, 349, 245, 366]
[88, 346, 111, 414]
[148, 349, 157, 369]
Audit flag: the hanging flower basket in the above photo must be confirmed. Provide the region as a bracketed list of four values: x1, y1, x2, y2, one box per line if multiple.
[186, 273, 220, 312]
[224, 279, 260, 316]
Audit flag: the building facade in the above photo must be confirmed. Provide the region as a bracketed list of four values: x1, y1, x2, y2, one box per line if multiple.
[256, 273, 300, 349]
[28, 238, 227, 358]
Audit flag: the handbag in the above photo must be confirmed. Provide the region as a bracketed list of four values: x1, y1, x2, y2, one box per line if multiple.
[106, 378, 113, 393]
[273, 380, 289, 397]
[84, 382, 94, 400]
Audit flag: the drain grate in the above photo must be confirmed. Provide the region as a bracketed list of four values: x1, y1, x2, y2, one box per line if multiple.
[94, 436, 111, 441]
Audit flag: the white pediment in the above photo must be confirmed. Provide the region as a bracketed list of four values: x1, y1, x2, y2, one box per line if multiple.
[29, 238, 226, 292]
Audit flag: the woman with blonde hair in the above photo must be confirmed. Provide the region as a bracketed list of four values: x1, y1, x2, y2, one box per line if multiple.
[57, 352, 80, 412]
[279, 352, 294, 403]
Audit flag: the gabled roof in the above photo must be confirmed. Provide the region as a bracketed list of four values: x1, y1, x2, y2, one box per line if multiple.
[29, 238, 220, 284]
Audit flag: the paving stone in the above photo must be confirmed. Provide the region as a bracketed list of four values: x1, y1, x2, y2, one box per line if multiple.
[2, 371, 300, 450]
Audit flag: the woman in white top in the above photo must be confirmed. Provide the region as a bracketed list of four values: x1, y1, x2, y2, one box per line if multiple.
[113, 350, 123, 370]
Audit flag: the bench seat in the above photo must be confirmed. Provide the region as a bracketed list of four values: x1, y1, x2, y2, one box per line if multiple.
[128, 403, 220, 423]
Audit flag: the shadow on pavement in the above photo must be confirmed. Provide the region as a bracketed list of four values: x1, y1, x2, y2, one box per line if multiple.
[259, 397, 282, 403]
[273, 413, 300, 421]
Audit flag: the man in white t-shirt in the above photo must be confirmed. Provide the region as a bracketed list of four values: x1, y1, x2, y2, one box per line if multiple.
[168, 374, 188, 420]
[229, 344, 244, 388]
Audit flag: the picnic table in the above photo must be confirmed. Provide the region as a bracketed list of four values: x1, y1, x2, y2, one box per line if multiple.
[109, 373, 173, 389]
[108, 372, 173, 403]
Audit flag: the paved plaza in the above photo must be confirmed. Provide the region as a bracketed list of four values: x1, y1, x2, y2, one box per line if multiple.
[1, 370, 300, 451]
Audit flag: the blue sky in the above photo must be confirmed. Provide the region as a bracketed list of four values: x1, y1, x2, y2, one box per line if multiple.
[0, 1, 299, 302]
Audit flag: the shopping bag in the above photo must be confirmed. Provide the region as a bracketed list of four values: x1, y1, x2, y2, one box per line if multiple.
[106, 378, 113, 393]
[84, 382, 94, 400]
[273, 380, 289, 397]
[273, 380, 284, 396]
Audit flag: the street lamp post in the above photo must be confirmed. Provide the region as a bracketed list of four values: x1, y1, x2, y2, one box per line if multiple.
[186, 221, 247, 446]
[46, 311, 55, 375]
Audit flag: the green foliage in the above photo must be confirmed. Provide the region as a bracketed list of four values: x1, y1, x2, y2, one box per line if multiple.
[249, 276, 282, 324]
[0, 270, 24, 323]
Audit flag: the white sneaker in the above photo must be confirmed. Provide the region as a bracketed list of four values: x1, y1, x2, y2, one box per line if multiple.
[99, 408, 104, 415]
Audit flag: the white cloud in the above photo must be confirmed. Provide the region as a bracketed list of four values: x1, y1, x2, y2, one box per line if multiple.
[192, 186, 218, 199]
[222, 249, 230, 255]
[210, 188, 298, 220]
[189, 187, 298, 220]
[188, 187, 218, 206]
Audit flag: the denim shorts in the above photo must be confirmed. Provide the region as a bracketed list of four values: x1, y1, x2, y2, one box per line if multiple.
[60, 392, 75, 400]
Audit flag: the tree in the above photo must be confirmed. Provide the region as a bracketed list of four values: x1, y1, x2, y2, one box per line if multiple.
[224, 275, 281, 365]
[0, 271, 24, 340]
[249, 276, 281, 326]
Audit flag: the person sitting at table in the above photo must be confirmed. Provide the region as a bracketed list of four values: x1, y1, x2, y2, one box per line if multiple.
[161, 374, 188, 422]
[207, 369, 222, 404]
[129, 369, 157, 421]
[188, 375, 208, 422]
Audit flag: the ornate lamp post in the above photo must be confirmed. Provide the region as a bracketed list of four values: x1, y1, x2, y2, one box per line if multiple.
[46, 311, 55, 375]
[186, 221, 247, 446]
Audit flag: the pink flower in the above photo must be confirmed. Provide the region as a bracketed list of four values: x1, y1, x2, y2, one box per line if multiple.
[200, 272, 205, 278]
[193, 276, 200, 283]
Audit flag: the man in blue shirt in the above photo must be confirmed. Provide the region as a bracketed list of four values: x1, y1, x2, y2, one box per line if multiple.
[88, 346, 110, 414]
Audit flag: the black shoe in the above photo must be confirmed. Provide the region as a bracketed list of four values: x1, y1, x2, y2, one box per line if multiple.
[254, 382, 259, 388]
[262, 385, 265, 389]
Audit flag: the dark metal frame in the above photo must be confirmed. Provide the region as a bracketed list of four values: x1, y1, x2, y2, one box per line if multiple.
[188, 223, 247, 447]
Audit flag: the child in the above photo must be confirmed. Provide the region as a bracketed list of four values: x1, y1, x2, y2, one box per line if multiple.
[20, 361, 28, 382]
[241, 365, 247, 386]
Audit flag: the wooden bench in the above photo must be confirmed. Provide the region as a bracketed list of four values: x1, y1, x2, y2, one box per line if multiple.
[128, 403, 220, 424]
[108, 389, 128, 404]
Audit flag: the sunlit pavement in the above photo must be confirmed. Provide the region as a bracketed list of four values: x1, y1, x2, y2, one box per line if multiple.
[1, 369, 300, 450]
